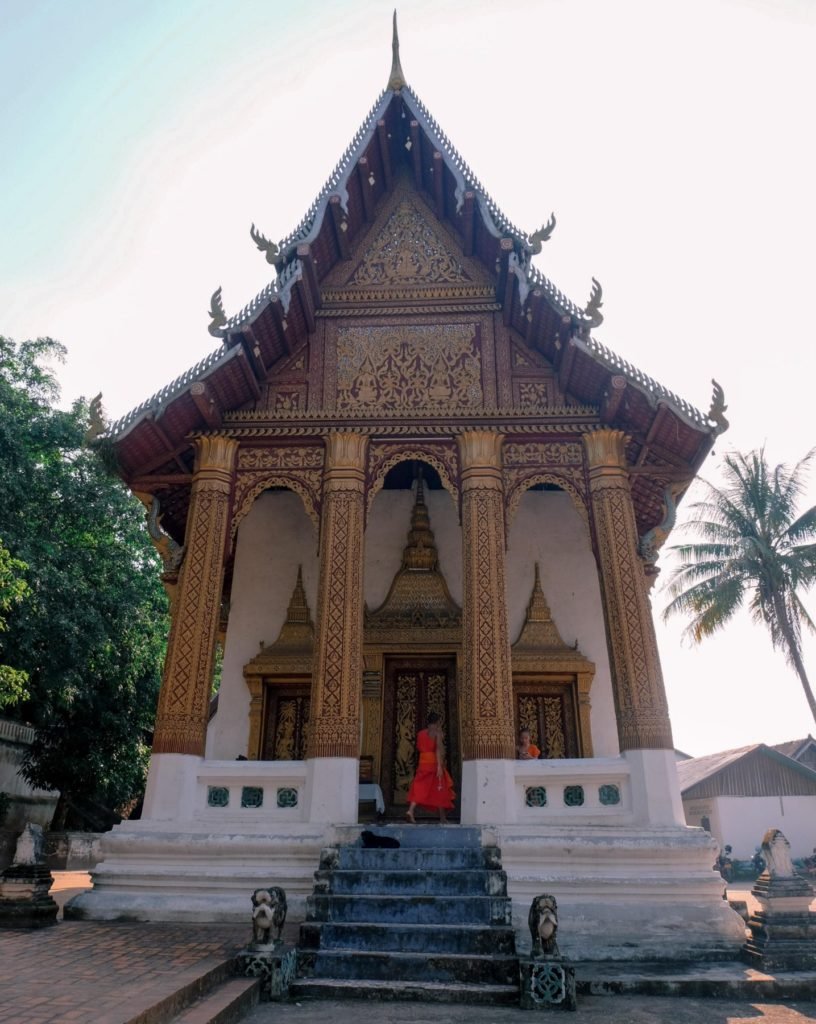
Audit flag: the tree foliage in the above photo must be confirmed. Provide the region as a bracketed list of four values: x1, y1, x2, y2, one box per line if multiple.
[662, 448, 816, 723]
[0, 336, 167, 825]
[0, 541, 31, 707]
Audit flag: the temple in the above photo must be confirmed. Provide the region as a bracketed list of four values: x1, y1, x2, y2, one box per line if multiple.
[72, 17, 743, 959]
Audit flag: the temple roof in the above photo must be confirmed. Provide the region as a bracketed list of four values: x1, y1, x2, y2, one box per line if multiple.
[98, 16, 727, 551]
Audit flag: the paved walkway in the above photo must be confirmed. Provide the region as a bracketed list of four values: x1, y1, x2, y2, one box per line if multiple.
[2, 877, 815, 1023]
[243, 996, 816, 1023]
[0, 921, 246, 1024]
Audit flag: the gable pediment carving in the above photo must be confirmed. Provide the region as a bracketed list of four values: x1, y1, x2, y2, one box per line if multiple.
[321, 181, 494, 306]
[348, 198, 471, 287]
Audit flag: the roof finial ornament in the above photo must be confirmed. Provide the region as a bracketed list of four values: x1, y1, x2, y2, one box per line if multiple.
[387, 10, 407, 91]
[583, 277, 604, 329]
[84, 392, 107, 445]
[528, 214, 557, 254]
[250, 223, 281, 267]
[707, 379, 729, 437]
[208, 287, 227, 338]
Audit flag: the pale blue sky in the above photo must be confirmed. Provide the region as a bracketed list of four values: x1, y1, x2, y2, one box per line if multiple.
[2, 0, 815, 755]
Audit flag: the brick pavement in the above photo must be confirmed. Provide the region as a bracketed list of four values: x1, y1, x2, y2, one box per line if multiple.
[0, 921, 246, 1024]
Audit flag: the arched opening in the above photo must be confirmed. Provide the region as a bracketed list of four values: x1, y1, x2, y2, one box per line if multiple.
[206, 487, 318, 760]
[506, 483, 618, 758]
[363, 458, 462, 819]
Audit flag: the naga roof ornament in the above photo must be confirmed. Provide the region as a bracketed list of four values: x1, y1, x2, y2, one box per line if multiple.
[207, 287, 227, 338]
[387, 10, 407, 92]
[583, 277, 604, 329]
[250, 223, 281, 266]
[528, 214, 556, 254]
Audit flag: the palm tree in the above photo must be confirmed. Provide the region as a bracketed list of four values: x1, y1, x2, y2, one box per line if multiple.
[662, 448, 816, 723]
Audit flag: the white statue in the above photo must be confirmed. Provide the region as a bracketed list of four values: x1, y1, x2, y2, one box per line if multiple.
[761, 828, 795, 879]
[13, 823, 45, 867]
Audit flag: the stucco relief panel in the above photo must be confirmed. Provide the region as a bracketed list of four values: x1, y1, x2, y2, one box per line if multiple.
[330, 323, 483, 412]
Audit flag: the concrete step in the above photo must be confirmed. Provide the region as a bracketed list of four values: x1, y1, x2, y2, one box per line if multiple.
[289, 977, 520, 1005]
[316, 868, 507, 896]
[125, 957, 236, 1024]
[331, 846, 501, 871]
[299, 921, 517, 955]
[306, 893, 512, 926]
[334, 825, 482, 849]
[170, 977, 260, 1024]
[302, 949, 518, 986]
[575, 960, 816, 999]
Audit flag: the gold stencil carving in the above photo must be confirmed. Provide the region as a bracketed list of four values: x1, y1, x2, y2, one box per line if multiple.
[348, 198, 471, 287]
[153, 437, 238, 756]
[393, 672, 417, 801]
[584, 429, 673, 750]
[336, 324, 482, 411]
[504, 443, 583, 467]
[307, 433, 368, 759]
[458, 431, 515, 760]
[517, 381, 549, 409]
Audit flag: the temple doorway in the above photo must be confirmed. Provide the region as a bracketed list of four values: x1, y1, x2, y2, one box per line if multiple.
[380, 655, 460, 818]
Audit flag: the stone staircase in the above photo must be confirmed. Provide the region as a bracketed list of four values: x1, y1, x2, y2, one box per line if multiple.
[293, 825, 519, 1004]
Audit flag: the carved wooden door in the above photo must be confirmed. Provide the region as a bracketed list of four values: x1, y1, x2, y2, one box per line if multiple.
[381, 657, 459, 816]
[513, 677, 580, 758]
[262, 684, 311, 760]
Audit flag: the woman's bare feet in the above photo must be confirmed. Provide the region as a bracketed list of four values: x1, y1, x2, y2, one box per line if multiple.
[405, 810, 415, 824]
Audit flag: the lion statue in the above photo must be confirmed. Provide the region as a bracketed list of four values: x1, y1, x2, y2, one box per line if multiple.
[529, 893, 560, 958]
[251, 886, 287, 947]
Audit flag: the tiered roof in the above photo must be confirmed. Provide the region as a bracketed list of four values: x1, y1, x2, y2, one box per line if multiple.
[102, 15, 726, 546]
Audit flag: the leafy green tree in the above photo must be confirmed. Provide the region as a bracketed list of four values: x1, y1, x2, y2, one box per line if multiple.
[0, 336, 167, 828]
[0, 542, 31, 707]
[662, 448, 816, 723]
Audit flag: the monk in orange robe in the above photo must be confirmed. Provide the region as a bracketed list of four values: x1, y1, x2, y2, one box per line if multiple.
[405, 712, 455, 823]
[517, 727, 541, 760]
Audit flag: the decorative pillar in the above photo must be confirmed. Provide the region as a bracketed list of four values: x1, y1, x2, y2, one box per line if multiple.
[583, 429, 682, 825]
[142, 436, 237, 822]
[305, 432, 368, 823]
[151, 436, 238, 756]
[458, 431, 516, 823]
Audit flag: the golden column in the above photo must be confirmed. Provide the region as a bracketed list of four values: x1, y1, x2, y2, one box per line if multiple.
[458, 430, 516, 760]
[583, 429, 674, 750]
[152, 436, 238, 755]
[307, 432, 369, 759]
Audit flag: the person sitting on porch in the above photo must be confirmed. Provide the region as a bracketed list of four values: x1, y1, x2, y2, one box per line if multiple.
[517, 727, 541, 760]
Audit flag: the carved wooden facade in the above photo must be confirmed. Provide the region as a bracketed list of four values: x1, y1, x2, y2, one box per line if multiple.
[104, 63, 722, 786]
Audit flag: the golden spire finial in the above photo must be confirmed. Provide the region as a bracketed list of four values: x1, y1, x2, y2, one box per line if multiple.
[387, 9, 407, 91]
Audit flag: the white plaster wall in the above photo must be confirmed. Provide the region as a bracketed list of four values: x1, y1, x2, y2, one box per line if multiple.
[683, 797, 721, 846]
[704, 795, 816, 860]
[206, 490, 319, 759]
[365, 485, 462, 609]
[506, 490, 619, 757]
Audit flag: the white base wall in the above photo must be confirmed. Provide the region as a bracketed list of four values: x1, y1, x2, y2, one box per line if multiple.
[67, 819, 745, 961]
[495, 823, 746, 961]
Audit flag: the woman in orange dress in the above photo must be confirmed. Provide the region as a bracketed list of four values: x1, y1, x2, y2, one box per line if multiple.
[405, 712, 455, 823]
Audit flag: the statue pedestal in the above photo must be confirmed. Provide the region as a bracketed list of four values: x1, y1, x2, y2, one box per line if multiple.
[742, 875, 816, 971]
[236, 943, 297, 1000]
[519, 957, 577, 1011]
[0, 863, 58, 929]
